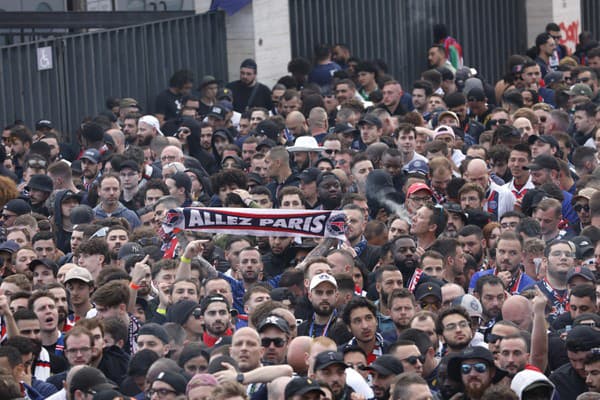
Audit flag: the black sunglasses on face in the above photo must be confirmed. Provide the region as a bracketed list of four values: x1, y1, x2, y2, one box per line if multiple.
[261, 337, 286, 348]
[403, 355, 425, 365]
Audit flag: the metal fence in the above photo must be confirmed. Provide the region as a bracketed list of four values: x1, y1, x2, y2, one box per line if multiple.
[582, 0, 600, 40]
[0, 11, 227, 139]
[289, 0, 527, 89]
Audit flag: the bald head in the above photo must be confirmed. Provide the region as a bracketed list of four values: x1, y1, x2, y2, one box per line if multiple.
[286, 111, 306, 126]
[286, 336, 312, 375]
[465, 158, 489, 190]
[160, 145, 184, 166]
[501, 295, 533, 331]
[441, 283, 465, 308]
[308, 107, 328, 129]
[233, 327, 260, 341]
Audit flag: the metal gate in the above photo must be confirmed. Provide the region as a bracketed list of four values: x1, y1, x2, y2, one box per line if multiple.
[289, 0, 527, 89]
[0, 11, 227, 139]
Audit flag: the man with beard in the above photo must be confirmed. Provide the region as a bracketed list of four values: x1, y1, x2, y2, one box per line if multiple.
[430, 238, 467, 288]
[93, 174, 141, 229]
[25, 174, 53, 216]
[344, 204, 380, 271]
[458, 225, 486, 271]
[469, 231, 535, 295]
[388, 289, 417, 338]
[498, 332, 530, 379]
[374, 265, 404, 342]
[444, 203, 467, 238]
[226, 58, 272, 112]
[199, 294, 232, 347]
[436, 306, 473, 354]
[105, 225, 129, 268]
[473, 275, 506, 334]
[47, 284, 69, 333]
[122, 112, 140, 145]
[298, 274, 348, 344]
[447, 347, 505, 400]
[80, 148, 102, 191]
[257, 315, 290, 365]
[365, 354, 404, 400]
[391, 236, 418, 287]
[262, 236, 295, 279]
[313, 351, 355, 400]
[137, 115, 163, 146]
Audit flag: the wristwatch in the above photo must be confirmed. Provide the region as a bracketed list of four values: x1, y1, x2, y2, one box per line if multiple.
[236, 372, 244, 384]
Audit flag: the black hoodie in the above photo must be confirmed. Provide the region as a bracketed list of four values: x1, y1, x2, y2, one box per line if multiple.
[183, 118, 219, 175]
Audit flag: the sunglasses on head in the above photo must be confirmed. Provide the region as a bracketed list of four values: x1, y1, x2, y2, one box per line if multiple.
[461, 362, 488, 374]
[261, 337, 286, 348]
[485, 332, 504, 343]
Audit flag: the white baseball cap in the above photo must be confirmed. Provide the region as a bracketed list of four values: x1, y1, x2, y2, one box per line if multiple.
[309, 273, 337, 291]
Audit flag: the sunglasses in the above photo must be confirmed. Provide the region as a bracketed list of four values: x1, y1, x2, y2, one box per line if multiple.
[324, 149, 338, 155]
[27, 160, 47, 169]
[485, 333, 504, 343]
[576, 77, 592, 83]
[489, 119, 508, 126]
[192, 309, 202, 319]
[574, 204, 590, 213]
[461, 362, 488, 374]
[402, 355, 425, 365]
[261, 337, 286, 348]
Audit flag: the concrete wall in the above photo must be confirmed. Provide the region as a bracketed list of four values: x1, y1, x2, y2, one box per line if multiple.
[195, 0, 291, 88]
[525, 0, 581, 53]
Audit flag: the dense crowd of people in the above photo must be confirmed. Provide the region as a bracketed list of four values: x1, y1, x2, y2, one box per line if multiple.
[0, 20, 599, 400]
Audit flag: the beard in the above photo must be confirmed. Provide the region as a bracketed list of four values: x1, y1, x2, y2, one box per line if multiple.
[313, 302, 333, 317]
[464, 379, 488, 399]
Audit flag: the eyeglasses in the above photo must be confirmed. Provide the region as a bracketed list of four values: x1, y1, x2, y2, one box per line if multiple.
[443, 320, 469, 331]
[65, 346, 92, 355]
[574, 204, 590, 213]
[549, 250, 574, 258]
[147, 388, 177, 397]
[402, 355, 425, 365]
[161, 155, 178, 162]
[461, 362, 488, 374]
[489, 119, 508, 126]
[261, 337, 286, 348]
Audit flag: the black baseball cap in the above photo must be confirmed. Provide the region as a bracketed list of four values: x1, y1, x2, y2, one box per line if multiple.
[527, 134, 559, 149]
[28, 259, 58, 275]
[525, 154, 560, 171]
[566, 325, 600, 352]
[414, 282, 442, 302]
[447, 346, 507, 383]
[199, 294, 230, 314]
[314, 351, 347, 371]
[257, 315, 290, 334]
[357, 114, 382, 128]
[285, 377, 325, 398]
[364, 354, 404, 376]
[299, 167, 320, 184]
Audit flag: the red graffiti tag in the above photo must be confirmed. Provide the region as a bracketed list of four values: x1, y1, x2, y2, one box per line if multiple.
[559, 20, 580, 53]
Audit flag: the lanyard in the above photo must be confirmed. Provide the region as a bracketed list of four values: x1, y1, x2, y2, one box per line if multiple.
[309, 310, 336, 338]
